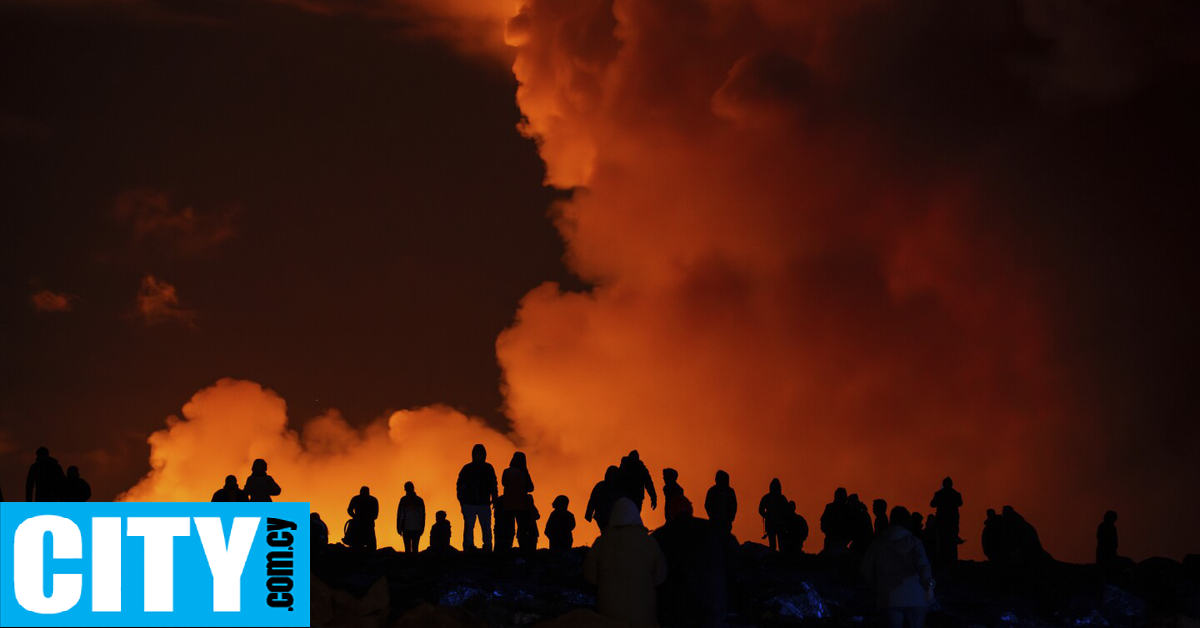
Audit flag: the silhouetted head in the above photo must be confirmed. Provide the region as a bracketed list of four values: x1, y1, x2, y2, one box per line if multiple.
[311, 512, 323, 523]
[663, 468, 678, 483]
[471, 444, 486, 463]
[665, 495, 693, 521]
[926, 513, 937, 525]
[715, 470, 730, 486]
[848, 493, 861, 505]
[360, 486, 370, 496]
[873, 499, 887, 515]
[890, 506, 912, 528]
[553, 495, 569, 510]
[604, 465, 620, 482]
[769, 478, 782, 494]
[628, 450, 640, 462]
[67, 466, 79, 479]
[834, 487, 847, 502]
[912, 512, 924, 527]
[1002, 505, 1015, 517]
[436, 510, 447, 522]
[36, 446, 49, 459]
[986, 508, 998, 520]
[404, 481, 415, 494]
[1104, 510, 1118, 524]
[224, 475, 238, 488]
[942, 477, 953, 489]
[510, 451, 527, 469]
[788, 500, 797, 513]
[252, 458, 267, 474]
[609, 498, 642, 528]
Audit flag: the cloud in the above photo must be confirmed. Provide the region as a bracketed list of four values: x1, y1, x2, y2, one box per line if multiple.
[114, 188, 236, 255]
[136, 275, 196, 327]
[31, 289, 75, 313]
[121, 379, 516, 550]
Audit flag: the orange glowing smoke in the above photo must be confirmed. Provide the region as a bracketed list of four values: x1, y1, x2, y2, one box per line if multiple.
[121, 0, 1190, 562]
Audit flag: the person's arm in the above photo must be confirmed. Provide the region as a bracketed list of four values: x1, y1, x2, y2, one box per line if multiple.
[583, 543, 600, 585]
[644, 469, 657, 509]
[417, 498, 426, 532]
[913, 538, 935, 600]
[731, 491, 738, 518]
[268, 476, 281, 497]
[652, 539, 668, 585]
[488, 467, 499, 504]
[26, 468, 35, 502]
[860, 544, 876, 584]
[759, 497, 769, 518]
[397, 499, 404, 535]
[347, 498, 356, 518]
[82, 482, 91, 502]
[585, 487, 598, 522]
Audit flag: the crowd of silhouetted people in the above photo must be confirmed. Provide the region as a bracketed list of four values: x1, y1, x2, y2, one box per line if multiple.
[8, 444, 1136, 628]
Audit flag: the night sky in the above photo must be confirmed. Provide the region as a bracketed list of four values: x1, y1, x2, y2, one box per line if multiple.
[2, 0, 1198, 561]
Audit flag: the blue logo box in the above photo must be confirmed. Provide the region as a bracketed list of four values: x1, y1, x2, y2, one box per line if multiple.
[0, 502, 309, 627]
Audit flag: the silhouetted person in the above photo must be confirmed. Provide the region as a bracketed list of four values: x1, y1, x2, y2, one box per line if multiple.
[981, 509, 1001, 562]
[346, 486, 379, 550]
[910, 512, 924, 537]
[862, 506, 934, 628]
[26, 447, 65, 502]
[874, 499, 890, 536]
[758, 478, 789, 551]
[662, 468, 684, 504]
[211, 474, 246, 502]
[999, 505, 1052, 566]
[821, 487, 850, 554]
[456, 443, 498, 552]
[1096, 510, 1119, 566]
[619, 450, 658, 511]
[63, 466, 91, 502]
[653, 496, 736, 628]
[920, 513, 940, 561]
[397, 481, 426, 553]
[244, 459, 281, 502]
[704, 470, 738, 536]
[848, 493, 875, 556]
[497, 451, 537, 553]
[545, 495, 576, 552]
[930, 477, 963, 564]
[429, 511, 452, 553]
[781, 501, 809, 555]
[583, 497, 667, 628]
[586, 465, 623, 532]
[311, 513, 329, 551]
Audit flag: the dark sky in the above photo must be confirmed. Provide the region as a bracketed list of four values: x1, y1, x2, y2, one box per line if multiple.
[1, 0, 573, 500]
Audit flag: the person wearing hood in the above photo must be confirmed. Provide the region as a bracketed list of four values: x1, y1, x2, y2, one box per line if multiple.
[821, 487, 851, 554]
[861, 506, 935, 628]
[704, 470, 738, 536]
[211, 475, 246, 502]
[584, 497, 667, 628]
[619, 450, 658, 511]
[654, 496, 736, 628]
[63, 466, 91, 502]
[758, 478, 789, 551]
[397, 481, 426, 553]
[586, 465, 624, 532]
[457, 443, 498, 552]
[244, 458, 282, 502]
[25, 446, 65, 502]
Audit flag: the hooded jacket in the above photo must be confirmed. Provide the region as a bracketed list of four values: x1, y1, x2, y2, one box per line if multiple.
[861, 525, 934, 608]
[583, 498, 667, 628]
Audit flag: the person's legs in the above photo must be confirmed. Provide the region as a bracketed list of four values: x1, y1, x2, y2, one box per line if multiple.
[480, 505, 492, 552]
[413, 532, 422, 553]
[462, 506, 477, 551]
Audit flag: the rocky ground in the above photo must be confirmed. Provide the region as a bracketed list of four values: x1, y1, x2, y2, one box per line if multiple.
[311, 543, 1200, 628]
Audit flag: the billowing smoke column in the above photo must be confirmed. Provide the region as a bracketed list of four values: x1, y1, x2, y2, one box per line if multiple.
[125, 0, 1199, 561]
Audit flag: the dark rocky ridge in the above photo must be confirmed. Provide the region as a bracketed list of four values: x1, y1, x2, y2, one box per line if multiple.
[312, 543, 1200, 627]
